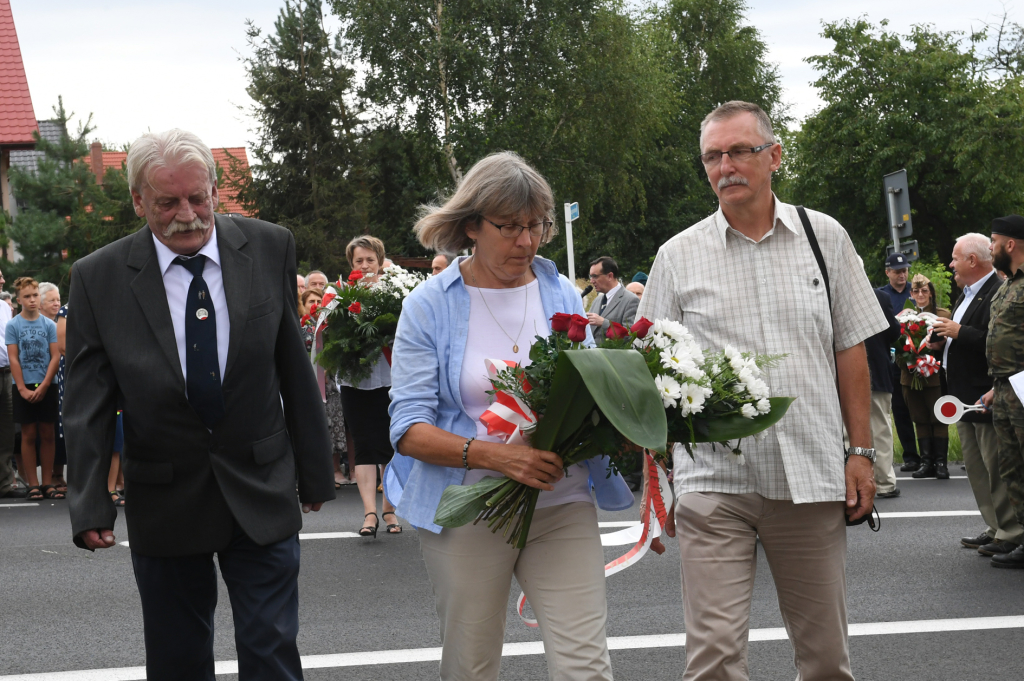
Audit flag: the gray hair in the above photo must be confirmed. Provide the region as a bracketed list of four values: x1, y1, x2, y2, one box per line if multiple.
[956, 232, 993, 263]
[699, 101, 776, 151]
[126, 129, 217, 193]
[414, 151, 557, 253]
[0, 292, 11, 301]
[304, 270, 327, 286]
[37, 282, 59, 299]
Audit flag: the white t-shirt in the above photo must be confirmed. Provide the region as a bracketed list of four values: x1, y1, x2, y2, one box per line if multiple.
[460, 279, 593, 510]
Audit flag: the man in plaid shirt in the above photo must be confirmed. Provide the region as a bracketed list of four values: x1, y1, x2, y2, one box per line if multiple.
[638, 101, 887, 681]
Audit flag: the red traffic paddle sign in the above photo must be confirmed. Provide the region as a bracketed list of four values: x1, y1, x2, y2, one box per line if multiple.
[933, 395, 987, 424]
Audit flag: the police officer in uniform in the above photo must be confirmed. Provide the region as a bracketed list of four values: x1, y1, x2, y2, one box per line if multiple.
[981, 215, 1024, 568]
[877, 253, 920, 470]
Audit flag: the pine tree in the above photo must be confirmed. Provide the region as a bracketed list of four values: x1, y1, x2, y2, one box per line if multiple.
[7, 98, 142, 291]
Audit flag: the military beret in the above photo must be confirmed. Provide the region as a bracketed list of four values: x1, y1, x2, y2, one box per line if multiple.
[991, 214, 1024, 240]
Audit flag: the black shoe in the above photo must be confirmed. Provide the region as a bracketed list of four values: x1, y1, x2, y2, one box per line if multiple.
[962, 532, 994, 549]
[877, 488, 901, 498]
[991, 545, 1024, 568]
[0, 486, 27, 498]
[933, 439, 950, 479]
[912, 462, 937, 478]
[979, 540, 1019, 556]
[900, 460, 921, 472]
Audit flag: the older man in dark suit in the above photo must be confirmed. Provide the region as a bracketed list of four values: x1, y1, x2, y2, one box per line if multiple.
[586, 256, 639, 341]
[65, 129, 335, 681]
[932, 232, 1023, 557]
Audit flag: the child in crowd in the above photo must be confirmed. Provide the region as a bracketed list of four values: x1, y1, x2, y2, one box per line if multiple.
[6, 278, 60, 500]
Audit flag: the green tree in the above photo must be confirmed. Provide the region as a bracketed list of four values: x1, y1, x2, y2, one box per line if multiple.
[331, 0, 674, 270]
[784, 19, 1024, 284]
[236, 0, 366, 279]
[7, 99, 142, 291]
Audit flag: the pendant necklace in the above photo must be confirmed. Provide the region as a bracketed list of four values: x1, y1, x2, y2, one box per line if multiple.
[469, 257, 529, 354]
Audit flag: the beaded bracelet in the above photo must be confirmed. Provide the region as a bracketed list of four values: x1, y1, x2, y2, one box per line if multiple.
[462, 437, 475, 470]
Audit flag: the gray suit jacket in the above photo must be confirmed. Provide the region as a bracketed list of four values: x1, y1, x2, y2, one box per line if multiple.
[65, 215, 335, 556]
[587, 285, 640, 341]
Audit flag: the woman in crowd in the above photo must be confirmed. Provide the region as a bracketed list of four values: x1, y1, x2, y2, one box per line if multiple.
[38, 283, 66, 494]
[904, 273, 952, 479]
[300, 288, 323, 352]
[386, 152, 631, 681]
[340, 235, 401, 537]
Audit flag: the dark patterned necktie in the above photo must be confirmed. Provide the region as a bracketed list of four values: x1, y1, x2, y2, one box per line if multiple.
[175, 255, 225, 428]
[599, 294, 608, 315]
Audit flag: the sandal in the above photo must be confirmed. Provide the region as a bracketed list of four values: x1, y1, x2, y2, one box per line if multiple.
[110, 490, 125, 507]
[41, 485, 65, 500]
[382, 511, 403, 534]
[52, 478, 68, 494]
[359, 512, 378, 538]
[26, 486, 43, 501]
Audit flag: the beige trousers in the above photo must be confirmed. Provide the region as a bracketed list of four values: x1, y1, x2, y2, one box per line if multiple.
[418, 501, 612, 681]
[958, 421, 1024, 543]
[676, 492, 852, 681]
[870, 391, 897, 493]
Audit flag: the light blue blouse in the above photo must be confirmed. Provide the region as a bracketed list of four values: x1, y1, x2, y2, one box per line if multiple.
[385, 255, 634, 533]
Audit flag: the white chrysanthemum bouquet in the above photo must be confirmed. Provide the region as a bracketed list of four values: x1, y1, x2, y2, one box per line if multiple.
[600, 317, 793, 463]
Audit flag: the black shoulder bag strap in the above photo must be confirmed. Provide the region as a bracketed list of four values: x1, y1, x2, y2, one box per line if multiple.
[795, 206, 879, 531]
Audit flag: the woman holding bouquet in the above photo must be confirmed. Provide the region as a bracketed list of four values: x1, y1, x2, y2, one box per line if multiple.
[340, 235, 401, 536]
[903, 273, 952, 479]
[386, 152, 632, 681]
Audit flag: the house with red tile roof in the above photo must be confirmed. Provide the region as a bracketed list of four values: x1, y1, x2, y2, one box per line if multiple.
[0, 0, 38, 221]
[85, 142, 254, 217]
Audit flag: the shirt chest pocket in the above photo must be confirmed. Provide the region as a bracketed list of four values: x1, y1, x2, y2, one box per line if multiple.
[779, 267, 832, 337]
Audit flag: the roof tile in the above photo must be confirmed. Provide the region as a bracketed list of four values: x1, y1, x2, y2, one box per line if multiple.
[0, 0, 38, 146]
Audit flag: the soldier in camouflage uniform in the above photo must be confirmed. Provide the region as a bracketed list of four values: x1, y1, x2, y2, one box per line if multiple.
[984, 214, 1024, 568]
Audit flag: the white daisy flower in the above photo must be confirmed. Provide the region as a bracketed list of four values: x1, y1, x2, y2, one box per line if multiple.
[756, 398, 771, 414]
[741, 403, 758, 419]
[655, 375, 682, 409]
[680, 382, 707, 415]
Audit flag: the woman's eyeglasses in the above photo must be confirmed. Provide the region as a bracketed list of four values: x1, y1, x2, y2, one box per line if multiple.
[482, 217, 553, 239]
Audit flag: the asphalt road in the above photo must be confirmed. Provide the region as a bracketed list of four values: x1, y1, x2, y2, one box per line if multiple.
[2, 470, 1022, 680]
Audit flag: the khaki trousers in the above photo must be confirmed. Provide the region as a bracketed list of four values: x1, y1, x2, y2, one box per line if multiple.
[418, 501, 612, 681]
[870, 391, 897, 493]
[676, 493, 852, 681]
[959, 421, 1023, 543]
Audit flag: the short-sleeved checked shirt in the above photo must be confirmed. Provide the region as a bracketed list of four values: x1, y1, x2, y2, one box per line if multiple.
[637, 197, 888, 504]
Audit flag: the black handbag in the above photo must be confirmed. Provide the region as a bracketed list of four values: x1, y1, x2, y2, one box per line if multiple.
[796, 206, 880, 531]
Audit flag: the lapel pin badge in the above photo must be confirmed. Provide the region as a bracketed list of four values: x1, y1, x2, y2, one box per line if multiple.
[196, 308, 209, 321]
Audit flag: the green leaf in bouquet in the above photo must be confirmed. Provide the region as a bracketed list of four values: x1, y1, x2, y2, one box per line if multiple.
[530, 354, 595, 452]
[563, 349, 667, 453]
[434, 475, 510, 528]
[692, 397, 796, 443]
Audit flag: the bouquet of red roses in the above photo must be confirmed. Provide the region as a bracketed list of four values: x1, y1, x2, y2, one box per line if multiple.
[895, 309, 941, 390]
[313, 265, 424, 384]
[433, 314, 667, 548]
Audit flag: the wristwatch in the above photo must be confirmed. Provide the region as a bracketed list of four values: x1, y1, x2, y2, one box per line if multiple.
[845, 447, 876, 464]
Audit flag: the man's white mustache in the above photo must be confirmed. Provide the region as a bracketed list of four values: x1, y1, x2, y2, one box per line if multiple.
[718, 175, 749, 190]
[162, 216, 209, 238]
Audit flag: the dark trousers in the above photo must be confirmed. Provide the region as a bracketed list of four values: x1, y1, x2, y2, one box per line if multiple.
[890, 363, 919, 462]
[130, 526, 303, 681]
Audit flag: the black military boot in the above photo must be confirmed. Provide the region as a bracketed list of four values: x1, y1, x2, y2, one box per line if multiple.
[933, 438, 950, 479]
[912, 437, 936, 478]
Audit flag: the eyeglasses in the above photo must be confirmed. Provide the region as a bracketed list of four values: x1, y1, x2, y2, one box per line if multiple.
[483, 217, 553, 239]
[588, 273, 605, 280]
[698, 143, 774, 166]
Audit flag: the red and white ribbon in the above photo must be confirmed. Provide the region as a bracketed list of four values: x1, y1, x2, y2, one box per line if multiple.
[516, 452, 671, 627]
[479, 359, 537, 440]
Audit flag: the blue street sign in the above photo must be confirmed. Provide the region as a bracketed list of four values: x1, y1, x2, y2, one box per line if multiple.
[569, 202, 579, 221]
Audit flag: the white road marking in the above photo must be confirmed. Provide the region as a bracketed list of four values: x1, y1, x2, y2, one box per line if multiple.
[0, 503, 39, 508]
[5, 614, 1023, 679]
[297, 531, 362, 540]
[878, 510, 980, 518]
[897, 476, 967, 480]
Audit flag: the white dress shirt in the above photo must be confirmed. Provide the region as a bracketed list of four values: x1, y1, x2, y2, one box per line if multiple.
[942, 268, 996, 369]
[0, 299, 12, 367]
[151, 230, 230, 383]
[598, 283, 622, 314]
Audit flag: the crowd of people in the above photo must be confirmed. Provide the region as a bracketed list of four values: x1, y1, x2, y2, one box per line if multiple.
[0, 99, 1021, 681]
[872, 233, 1024, 567]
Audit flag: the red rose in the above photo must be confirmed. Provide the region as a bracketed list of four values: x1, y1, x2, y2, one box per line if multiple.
[550, 312, 572, 332]
[348, 301, 362, 314]
[909, 323, 920, 333]
[606, 321, 629, 340]
[308, 302, 320, 316]
[568, 314, 589, 343]
[348, 269, 364, 284]
[630, 317, 654, 339]
[300, 314, 311, 326]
